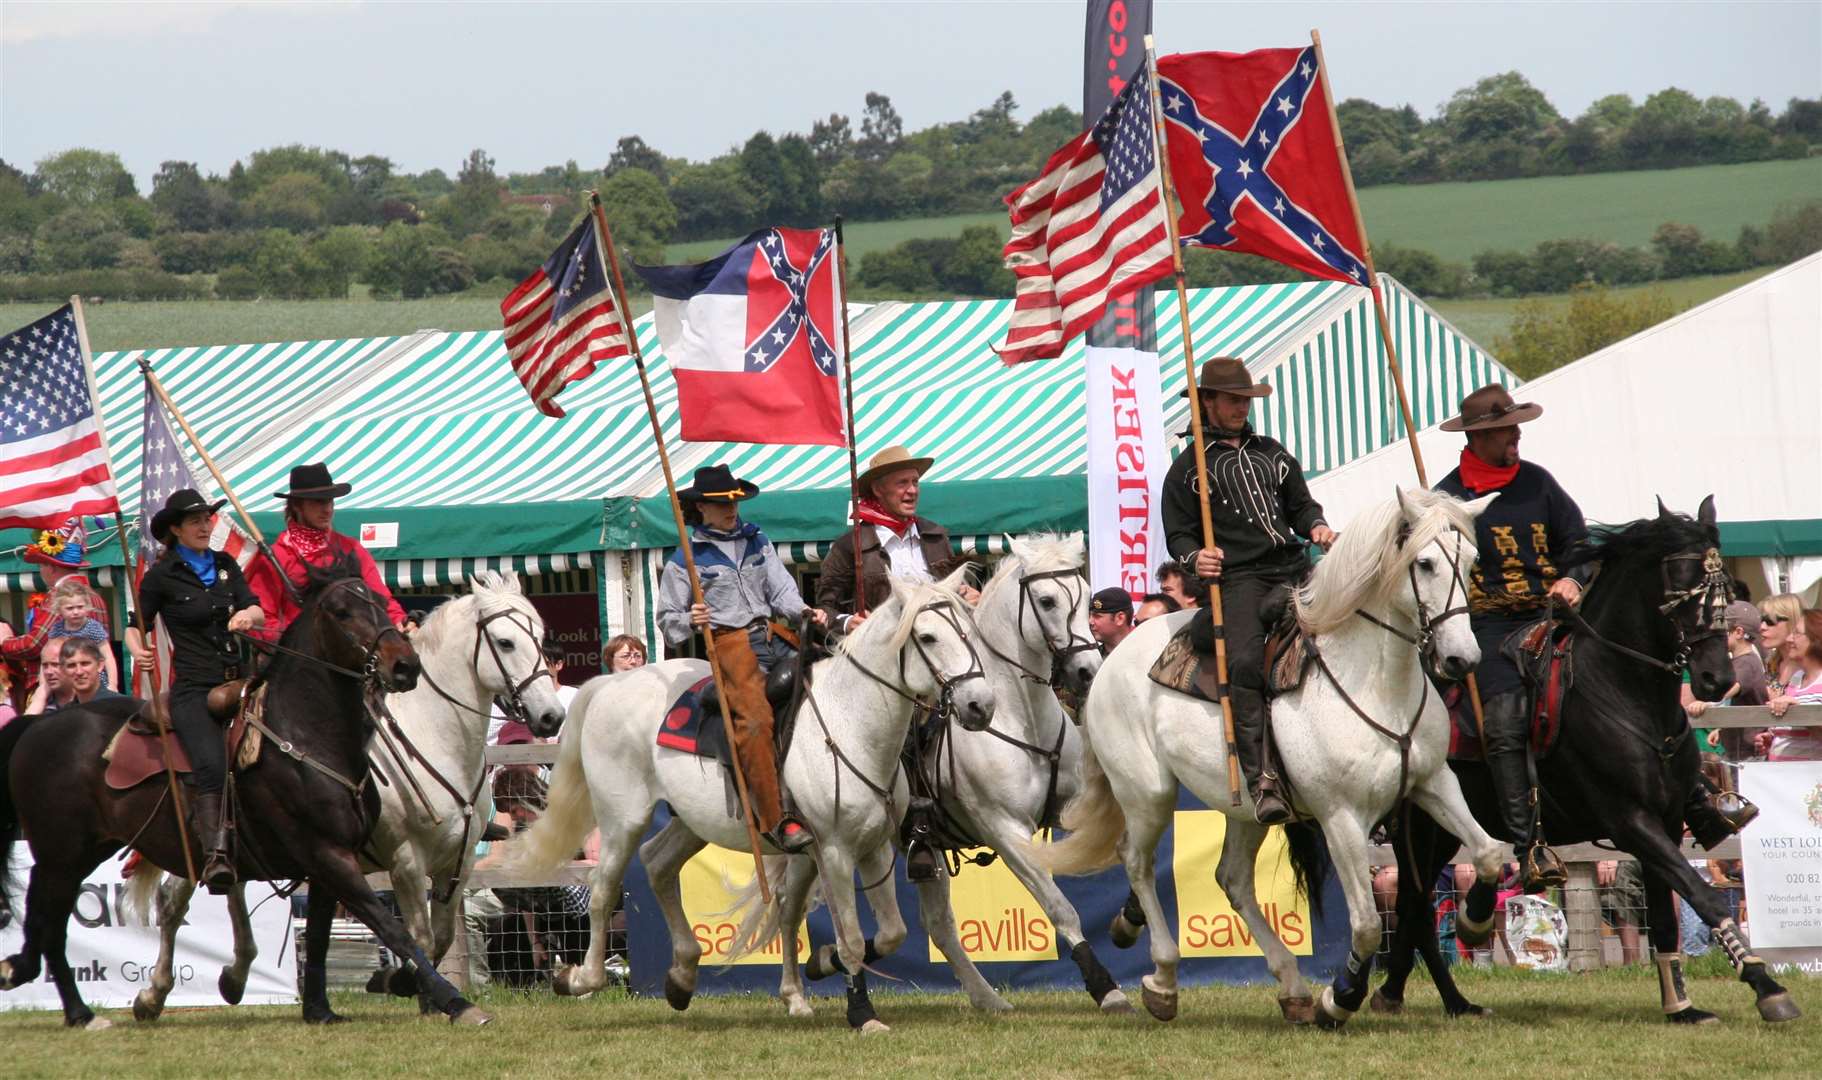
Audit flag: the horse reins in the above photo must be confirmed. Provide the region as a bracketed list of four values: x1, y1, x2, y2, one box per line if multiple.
[979, 568, 1099, 688]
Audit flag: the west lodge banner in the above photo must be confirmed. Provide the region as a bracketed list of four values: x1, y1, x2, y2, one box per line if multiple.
[620, 798, 1343, 995]
[1083, 0, 1169, 600]
[1739, 762, 1822, 975]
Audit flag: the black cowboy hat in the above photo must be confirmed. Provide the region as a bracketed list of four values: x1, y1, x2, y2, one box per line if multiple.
[678, 463, 759, 503]
[1180, 356, 1272, 399]
[272, 461, 352, 500]
[151, 488, 227, 543]
[1440, 384, 1542, 432]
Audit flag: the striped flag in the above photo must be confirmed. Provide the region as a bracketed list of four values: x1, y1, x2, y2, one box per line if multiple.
[0, 304, 120, 530]
[499, 217, 630, 417]
[995, 61, 1173, 364]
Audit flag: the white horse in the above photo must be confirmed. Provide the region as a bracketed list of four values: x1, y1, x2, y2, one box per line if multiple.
[126, 571, 564, 1019]
[1039, 488, 1506, 1029]
[777, 534, 1127, 1014]
[511, 569, 996, 1033]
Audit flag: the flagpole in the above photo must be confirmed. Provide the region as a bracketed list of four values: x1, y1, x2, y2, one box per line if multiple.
[832, 216, 867, 619]
[1142, 39, 1241, 808]
[1309, 29, 1490, 745]
[69, 298, 197, 881]
[587, 193, 773, 902]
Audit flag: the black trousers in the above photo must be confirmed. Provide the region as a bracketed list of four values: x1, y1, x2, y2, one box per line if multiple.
[169, 684, 226, 793]
[1187, 573, 1295, 783]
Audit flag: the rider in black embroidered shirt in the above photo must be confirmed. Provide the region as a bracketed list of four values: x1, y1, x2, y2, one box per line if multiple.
[1162, 358, 1335, 825]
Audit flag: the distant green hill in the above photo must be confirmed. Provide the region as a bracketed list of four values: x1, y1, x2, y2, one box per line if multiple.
[668, 158, 1821, 266]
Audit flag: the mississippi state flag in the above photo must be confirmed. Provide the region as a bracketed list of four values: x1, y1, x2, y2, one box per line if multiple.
[634, 228, 845, 446]
[1157, 47, 1369, 287]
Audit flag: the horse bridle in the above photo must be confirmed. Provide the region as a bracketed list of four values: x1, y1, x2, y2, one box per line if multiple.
[237, 577, 409, 690]
[413, 602, 550, 726]
[982, 568, 1099, 687]
[1355, 524, 1473, 673]
[1557, 544, 1731, 674]
[845, 598, 990, 723]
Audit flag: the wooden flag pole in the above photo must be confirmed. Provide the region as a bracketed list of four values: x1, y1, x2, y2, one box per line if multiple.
[1309, 29, 1490, 743]
[833, 216, 867, 619]
[587, 194, 772, 902]
[69, 298, 197, 881]
[1141, 38, 1241, 808]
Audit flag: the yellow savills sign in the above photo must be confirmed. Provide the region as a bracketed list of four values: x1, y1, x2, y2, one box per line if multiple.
[678, 845, 809, 966]
[1172, 810, 1313, 957]
[927, 842, 1058, 963]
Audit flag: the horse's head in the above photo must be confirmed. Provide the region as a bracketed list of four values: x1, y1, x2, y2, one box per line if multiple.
[302, 556, 419, 692]
[1395, 487, 1495, 682]
[996, 533, 1102, 694]
[890, 567, 996, 732]
[1655, 495, 1733, 701]
[467, 571, 566, 737]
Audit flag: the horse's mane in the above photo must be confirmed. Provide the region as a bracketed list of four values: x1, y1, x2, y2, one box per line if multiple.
[271, 551, 369, 656]
[1294, 489, 1479, 636]
[1562, 512, 1715, 573]
[834, 574, 970, 658]
[413, 569, 527, 654]
[978, 532, 1085, 607]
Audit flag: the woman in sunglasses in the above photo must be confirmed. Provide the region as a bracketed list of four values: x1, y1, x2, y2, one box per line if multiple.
[1759, 593, 1805, 695]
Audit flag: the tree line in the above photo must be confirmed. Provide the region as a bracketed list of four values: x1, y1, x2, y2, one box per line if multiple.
[0, 74, 1816, 304]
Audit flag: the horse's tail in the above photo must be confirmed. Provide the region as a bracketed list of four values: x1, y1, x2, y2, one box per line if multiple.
[1282, 819, 1330, 920]
[1034, 727, 1125, 876]
[123, 868, 165, 927]
[720, 854, 796, 964]
[0, 714, 40, 916]
[508, 692, 596, 876]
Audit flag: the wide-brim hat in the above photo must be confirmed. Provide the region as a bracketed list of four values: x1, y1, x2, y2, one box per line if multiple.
[856, 445, 935, 492]
[1440, 384, 1543, 432]
[151, 488, 227, 543]
[678, 463, 759, 503]
[273, 461, 352, 500]
[1180, 356, 1272, 399]
[21, 515, 93, 568]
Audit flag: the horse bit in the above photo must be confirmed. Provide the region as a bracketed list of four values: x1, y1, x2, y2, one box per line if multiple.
[981, 568, 1100, 688]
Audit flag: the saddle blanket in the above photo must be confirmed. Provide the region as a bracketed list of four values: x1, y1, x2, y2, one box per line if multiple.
[101, 688, 267, 790]
[656, 676, 729, 763]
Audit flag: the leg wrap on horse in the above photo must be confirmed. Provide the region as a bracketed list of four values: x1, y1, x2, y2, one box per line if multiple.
[1656, 952, 1693, 1014]
[711, 628, 785, 833]
[1071, 941, 1119, 1004]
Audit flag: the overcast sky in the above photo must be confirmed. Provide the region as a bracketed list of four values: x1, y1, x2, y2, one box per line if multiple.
[4, 1, 1818, 187]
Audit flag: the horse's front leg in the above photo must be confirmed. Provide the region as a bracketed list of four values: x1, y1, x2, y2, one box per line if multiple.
[1407, 767, 1502, 945]
[815, 844, 888, 1034]
[1311, 810, 1380, 1030]
[1638, 865, 1715, 1025]
[983, 817, 1130, 1014]
[1217, 818, 1314, 1023]
[911, 853, 1012, 1013]
[132, 874, 194, 1022]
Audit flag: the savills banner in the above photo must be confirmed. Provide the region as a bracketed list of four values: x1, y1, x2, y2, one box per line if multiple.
[1084, 0, 1166, 599]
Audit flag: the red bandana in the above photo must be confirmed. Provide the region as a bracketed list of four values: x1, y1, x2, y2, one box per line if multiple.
[854, 496, 914, 539]
[288, 525, 332, 561]
[1457, 447, 1519, 494]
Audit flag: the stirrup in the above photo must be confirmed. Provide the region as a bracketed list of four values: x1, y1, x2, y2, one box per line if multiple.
[905, 841, 940, 883]
[1520, 843, 1567, 892]
[768, 817, 814, 854]
[201, 853, 236, 894]
[1251, 784, 1292, 826]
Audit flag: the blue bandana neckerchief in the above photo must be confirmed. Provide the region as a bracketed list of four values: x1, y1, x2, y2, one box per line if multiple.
[696, 520, 759, 544]
[176, 544, 218, 587]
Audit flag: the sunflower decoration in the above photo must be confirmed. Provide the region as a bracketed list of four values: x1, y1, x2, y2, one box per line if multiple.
[32, 530, 67, 559]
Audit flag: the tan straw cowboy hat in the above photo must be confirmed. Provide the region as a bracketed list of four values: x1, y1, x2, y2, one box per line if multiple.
[1180, 356, 1271, 399]
[1440, 384, 1543, 432]
[856, 445, 934, 491]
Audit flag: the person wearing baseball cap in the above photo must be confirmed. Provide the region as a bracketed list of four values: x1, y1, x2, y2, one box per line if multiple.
[1088, 587, 1137, 653]
[1686, 601, 1774, 766]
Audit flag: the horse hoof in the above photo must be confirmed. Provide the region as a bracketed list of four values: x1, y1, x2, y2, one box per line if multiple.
[1369, 990, 1403, 1016]
[0, 958, 13, 991]
[1109, 913, 1141, 950]
[858, 1018, 890, 1035]
[1757, 991, 1801, 1023]
[1668, 1007, 1721, 1026]
[551, 965, 576, 997]
[663, 972, 694, 1012]
[218, 970, 245, 1007]
[972, 992, 1014, 1014]
[1315, 987, 1353, 1031]
[451, 1005, 493, 1026]
[364, 967, 392, 994]
[1140, 978, 1178, 1022]
[785, 996, 815, 1019]
[1447, 1003, 1492, 1019]
[1280, 995, 1317, 1024]
[82, 1016, 113, 1032]
[1100, 989, 1135, 1015]
[304, 1009, 349, 1025]
[132, 990, 163, 1023]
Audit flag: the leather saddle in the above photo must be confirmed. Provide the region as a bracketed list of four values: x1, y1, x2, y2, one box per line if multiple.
[105, 681, 265, 790]
[1447, 619, 1572, 760]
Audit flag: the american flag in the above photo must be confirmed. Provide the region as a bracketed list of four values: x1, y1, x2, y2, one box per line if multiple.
[994, 63, 1174, 364]
[0, 304, 121, 530]
[499, 216, 630, 418]
[135, 383, 252, 694]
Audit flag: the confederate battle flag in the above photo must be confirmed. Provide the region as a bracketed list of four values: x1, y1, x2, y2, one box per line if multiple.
[1156, 47, 1370, 287]
[634, 228, 846, 446]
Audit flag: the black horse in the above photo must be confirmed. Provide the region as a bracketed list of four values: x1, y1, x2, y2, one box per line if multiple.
[1373, 497, 1799, 1024]
[0, 555, 493, 1028]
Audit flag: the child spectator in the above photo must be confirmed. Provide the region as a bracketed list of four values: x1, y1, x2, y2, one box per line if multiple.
[43, 580, 116, 691]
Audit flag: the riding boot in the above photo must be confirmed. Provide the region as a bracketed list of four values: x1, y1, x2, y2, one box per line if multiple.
[1229, 687, 1290, 825]
[1685, 776, 1759, 850]
[902, 798, 941, 883]
[189, 790, 235, 893]
[1486, 746, 1564, 891]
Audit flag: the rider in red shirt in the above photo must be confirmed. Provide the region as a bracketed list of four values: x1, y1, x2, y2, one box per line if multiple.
[244, 463, 412, 639]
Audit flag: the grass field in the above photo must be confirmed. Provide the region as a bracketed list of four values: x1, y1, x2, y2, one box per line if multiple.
[1428, 268, 1773, 348]
[2, 964, 1816, 1079]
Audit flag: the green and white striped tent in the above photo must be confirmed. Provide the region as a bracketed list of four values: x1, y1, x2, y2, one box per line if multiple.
[1, 275, 1513, 643]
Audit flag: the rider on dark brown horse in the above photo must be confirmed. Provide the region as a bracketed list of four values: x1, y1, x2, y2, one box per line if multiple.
[656, 464, 826, 855]
[137, 488, 266, 891]
[245, 463, 413, 641]
[1162, 357, 1336, 826]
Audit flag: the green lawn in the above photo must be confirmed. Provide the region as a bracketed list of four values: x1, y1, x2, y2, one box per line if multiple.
[1429, 268, 1773, 349]
[1, 965, 1815, 1079]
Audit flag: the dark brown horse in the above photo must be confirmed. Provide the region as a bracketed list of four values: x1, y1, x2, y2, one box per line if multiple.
[0, 555, 492, 1027]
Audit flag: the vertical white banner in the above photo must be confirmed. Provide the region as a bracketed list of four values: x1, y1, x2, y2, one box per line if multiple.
[1739, 761, 1822, 950]
[1085, 344, 1168, 598]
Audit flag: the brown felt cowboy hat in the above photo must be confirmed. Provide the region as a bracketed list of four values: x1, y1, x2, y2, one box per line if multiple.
[272, 462, 353, 500]
[1440, 384, 1543, 432]
[1180, 356, 1272, 399]
[678, 463, 759, 503]
[856, 445, 934, 491]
